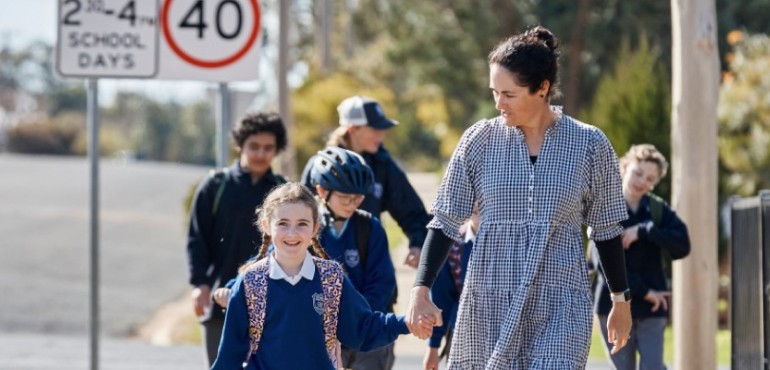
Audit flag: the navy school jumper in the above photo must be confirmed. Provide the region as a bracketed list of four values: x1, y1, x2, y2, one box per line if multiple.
[211, 270, 409, 370]
[593, 194, 690, 318]
[318, 212, 396, 313]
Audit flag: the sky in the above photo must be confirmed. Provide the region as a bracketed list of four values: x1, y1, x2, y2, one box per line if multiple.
[0, 0, 270, 105]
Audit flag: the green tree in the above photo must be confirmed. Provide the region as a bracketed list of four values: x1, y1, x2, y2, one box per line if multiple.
[172, 100, 216, 165]
[718, 33, 770, 196]
[581, 37, 672, 201]
[135, 100, 181, 161]
[306, 0, 681, 164]
[48, 85, 86, 116]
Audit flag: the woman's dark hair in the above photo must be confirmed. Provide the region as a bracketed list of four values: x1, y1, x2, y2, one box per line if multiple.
[488, 26, 561, 99]
[230, 112, 288, 151]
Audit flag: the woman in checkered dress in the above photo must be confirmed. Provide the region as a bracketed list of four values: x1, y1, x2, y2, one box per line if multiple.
[407, 26, 633, 369]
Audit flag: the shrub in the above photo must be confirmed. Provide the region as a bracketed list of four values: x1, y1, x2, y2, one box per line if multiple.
[7, 120, 80, 155]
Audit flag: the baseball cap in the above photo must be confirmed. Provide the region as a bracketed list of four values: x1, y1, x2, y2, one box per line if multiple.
[337, 96, 399, 129]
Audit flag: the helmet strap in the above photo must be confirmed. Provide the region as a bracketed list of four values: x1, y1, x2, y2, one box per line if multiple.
[323, 190, 348, 222]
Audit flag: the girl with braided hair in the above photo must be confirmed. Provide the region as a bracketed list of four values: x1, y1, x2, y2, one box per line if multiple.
[211, 183, 424, 370]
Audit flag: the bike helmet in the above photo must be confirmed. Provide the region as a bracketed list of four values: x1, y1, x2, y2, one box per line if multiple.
[310, 147, 374, 194]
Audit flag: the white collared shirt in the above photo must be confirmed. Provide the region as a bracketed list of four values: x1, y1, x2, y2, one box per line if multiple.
[328, 218, 350, 239]
[319, 205, 350, 239]
[269, 251, 315, 285]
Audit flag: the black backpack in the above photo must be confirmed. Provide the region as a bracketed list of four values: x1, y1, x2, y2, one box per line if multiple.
[208, 168, 287, 216]
[350, 209, 398, 312]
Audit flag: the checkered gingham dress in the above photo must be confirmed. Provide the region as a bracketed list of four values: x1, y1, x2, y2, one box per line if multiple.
[429, 112, 626, 369]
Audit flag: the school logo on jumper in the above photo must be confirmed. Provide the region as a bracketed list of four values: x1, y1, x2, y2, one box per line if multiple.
[312, 293, 325, 315]
[345, 249, 360, 268]
[373, 183, 383, 199]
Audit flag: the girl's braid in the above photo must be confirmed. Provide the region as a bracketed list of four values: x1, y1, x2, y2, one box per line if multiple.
[239, 233, 272, 274]
[310, 236, 329, 259]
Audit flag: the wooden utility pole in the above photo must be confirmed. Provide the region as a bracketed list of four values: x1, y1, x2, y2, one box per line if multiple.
[278, 0, 297, 178]
[670, 0, 719, 369]
[564, 0, 592, 115]
[317, 0, 333, 73]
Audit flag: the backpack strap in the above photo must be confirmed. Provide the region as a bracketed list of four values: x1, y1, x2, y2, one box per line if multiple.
[314, 258, 344, 369]
[241, 258, 270, 366]
[352, 210, 373, 275]
[647, 193, 665, 226]
[242, 257, 343, 369]
[273, 173, 288, 185]
[646, 193, 673, 287]
[352, 209, 398, 312]
[209, 167, 230, 216]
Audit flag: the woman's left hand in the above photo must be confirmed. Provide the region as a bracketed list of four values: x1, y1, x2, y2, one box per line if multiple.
[606, 301, 632, 354]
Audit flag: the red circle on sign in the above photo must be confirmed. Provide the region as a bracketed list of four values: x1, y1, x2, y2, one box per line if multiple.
[162, 0, 261, 68]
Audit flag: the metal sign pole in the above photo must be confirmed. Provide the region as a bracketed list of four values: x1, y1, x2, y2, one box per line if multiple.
[86, 78, 100, 370]
[216, 83, 231, 168]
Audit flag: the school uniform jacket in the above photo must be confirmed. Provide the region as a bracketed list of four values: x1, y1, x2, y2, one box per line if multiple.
[319, 211, 396, 313]
[594, 194, 690, 318]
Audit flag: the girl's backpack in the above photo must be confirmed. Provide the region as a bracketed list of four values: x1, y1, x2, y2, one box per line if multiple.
[240, 257, 344, 369]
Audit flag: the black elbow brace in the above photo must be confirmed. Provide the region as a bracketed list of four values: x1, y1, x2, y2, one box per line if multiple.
[595, 235, 629, 293]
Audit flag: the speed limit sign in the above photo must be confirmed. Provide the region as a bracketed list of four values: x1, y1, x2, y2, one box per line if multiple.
[56, 0, 262, 81]
[157, 0, 262, 81]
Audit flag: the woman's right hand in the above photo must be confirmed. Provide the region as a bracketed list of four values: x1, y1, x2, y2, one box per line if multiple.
[407, 286, 442, 340]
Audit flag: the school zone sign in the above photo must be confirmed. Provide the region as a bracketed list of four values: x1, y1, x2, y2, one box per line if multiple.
[56, 0, 262, 81]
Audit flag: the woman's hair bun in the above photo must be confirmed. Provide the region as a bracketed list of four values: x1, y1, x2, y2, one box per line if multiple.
[526, 26, 558, 51]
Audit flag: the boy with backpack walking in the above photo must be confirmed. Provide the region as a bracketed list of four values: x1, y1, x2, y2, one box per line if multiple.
[592, 144, 691, 370]
[308, 147, 398, 370]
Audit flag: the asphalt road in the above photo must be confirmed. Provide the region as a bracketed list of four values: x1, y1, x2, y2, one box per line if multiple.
[0, 154, 206, 336]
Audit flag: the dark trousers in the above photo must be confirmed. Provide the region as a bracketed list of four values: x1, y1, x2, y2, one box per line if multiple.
[341, 344, 395, 370]
[202, 316, 225, 368]
[598, 315, 668, 370]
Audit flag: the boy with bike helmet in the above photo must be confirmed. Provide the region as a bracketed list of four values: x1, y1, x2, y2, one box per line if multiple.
[310, 146, 398, 370]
